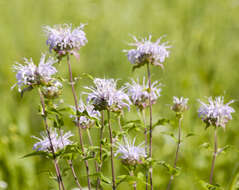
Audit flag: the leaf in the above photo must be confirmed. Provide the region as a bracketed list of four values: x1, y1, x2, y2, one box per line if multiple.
[116, 175, 128, 186]
[185, 133, 195, 138]
[157, 161, 181, 176]
[230, 167, 239, 190]
[153, 118, 170, 128]
[199, 180, 223, 190]
[22, 151, 51, 159]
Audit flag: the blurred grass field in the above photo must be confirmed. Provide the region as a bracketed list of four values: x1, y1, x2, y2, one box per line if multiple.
[1, 0, 239, 189]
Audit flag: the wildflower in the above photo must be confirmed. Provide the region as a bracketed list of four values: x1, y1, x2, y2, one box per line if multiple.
[171, 96, 189, 113]
[32, 129, 73, 152]
[124, 35, 171, 69]
[115, 137, 146, 166]
[84, 78, 131, 112]
[71, 99, 101, 129]
[13, 54, 57, 92]
[43, 24, 87, 58]
[125, 78, 161, 110]
[0, 181, 7, 189]
[42, 80, 63, 99]
[198, 96, 235, 129]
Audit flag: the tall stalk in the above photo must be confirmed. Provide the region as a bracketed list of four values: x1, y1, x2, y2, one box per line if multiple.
[209, 129, 218, 184]
[38, 88, 65, 190]
[146, 63, 153, 190]
[107, 110, 116, 190]
[66, 54, 92, 190]
[141, 109, 148, 190]
[97, 111, 104, 190]
[129, 170, 137, 190]
[166, 116, 183, 190]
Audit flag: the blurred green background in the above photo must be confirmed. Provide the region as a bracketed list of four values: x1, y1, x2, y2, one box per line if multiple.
[1, 0, 239, 189]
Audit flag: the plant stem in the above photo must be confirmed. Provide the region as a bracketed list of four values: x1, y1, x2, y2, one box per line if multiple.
[130, 170, 137, 190]
[146, 63, 153, 190]
[38, 88, 65, 190]
[66, 54, 92, 190]
[209, 129, 218, 184]
[68, 160, 82, 190]
[117, 115, 126, 143]
[86, 128, 99, 188]
[107, 110, 116, 190]
[166, 116, 183, 190]
[141, 109, 148, 190]
[97, 111, 104, 190]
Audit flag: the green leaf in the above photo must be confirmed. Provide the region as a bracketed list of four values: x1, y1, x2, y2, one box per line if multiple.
[153, 118, 170, 128]
[199, 180, 223, 190]
[22, 151, 51, 159]
[230, 168, 239, 190]
[157, 161, 181, 176]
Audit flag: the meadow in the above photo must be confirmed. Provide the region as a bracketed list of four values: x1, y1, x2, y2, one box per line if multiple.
[0, 0, 239, 189]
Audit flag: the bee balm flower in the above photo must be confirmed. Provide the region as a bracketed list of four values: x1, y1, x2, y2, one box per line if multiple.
[115, 137, 146, 166]
[84, 78, 131, 112]
[171, 96, 189, 113]
[124, 35, 171, 69]
[198, 96, 235, 129]
[43, 24, 87, 58]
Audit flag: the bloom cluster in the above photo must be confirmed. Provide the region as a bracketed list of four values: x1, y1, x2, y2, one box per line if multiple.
[115, 137, 146, 166]
[124, 35, 171, 68]
[13, 54, 59, 94]
[32, 129, 73, 152]
[85, 78, 131, 112]
[171, 96, 189, 114]
[44, 24, 87, 58]
[198, 96, 235, 129]
[125, 78, 161, 110]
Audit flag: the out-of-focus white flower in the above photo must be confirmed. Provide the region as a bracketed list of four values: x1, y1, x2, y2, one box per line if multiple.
[84, 78, 131, 112]
[198, 96, 235, 129]
[171, 96, 189, 113]
[32, 129, 73, 152]
[0, 180, 7, 189]
[13, 54, 57, 92]
[71, 99, 101, 129]
[43, 24, 87, 57]
[125, 78, 161, 109]
[124, 35, 171, 69]
[115, 137, 146, 165]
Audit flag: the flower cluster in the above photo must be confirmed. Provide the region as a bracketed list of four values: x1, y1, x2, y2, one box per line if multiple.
[44, 24, 87, 57]
[13, 54, 57, 92]
[71, 99, 101, 129]
[124, 35, 171, 69]
[42, 80, 63, 99]
[85, 78, 131, 112]
[115, 137, 146, 166]
[125, 78, 161, 110]
[32, 129, 73, 152]
[198, 96, 235, 129]
[171, 96, 189, 114]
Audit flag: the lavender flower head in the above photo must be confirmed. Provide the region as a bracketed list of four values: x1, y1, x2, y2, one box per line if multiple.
[32, 129, 73, 152]
[125, 78, 161, 110]
[124, 35, 171, 69]
[171, 96, 189, 113]
[43, 24, 87, 57]
[198, 96, 235, 129]
[84, 78, 131, 112]
[115, 137, 146, 166]
[42, 80, 63, 99]
[13, 54, 57, 92]
[71, 99, 101, 129]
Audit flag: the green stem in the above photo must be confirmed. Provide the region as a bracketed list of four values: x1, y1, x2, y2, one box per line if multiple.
[210, 129, 218, 184]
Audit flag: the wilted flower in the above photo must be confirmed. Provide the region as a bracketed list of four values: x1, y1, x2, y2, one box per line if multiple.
[171, 96, 189, 113]
[43, 24, 87, 58]
[42, 80, 63, 99]
[32, 129, 73, 152]
[125, 78, 161, 110]
[115, 137, 146, 166]
[124, 35, 171, 69]
[71, 99, 101, 129]
[84, 78, 131, 112]
[198, 96, 235, 129]
[13, 54, 57, 92]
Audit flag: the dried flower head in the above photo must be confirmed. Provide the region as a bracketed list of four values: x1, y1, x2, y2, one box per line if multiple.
[42, 80, 63, 99]
[124, 35, 171, 69]
[71, 99, 101, 129]
[13, 54, 57, 92]
[43, 24, 87, 58]
[198, 96, 235, 129]
[115, 137, 146, 166]
[32, 129, 73, 152]
[125, 78, 161, 110]
[171, 96, 189, 113]
[85, 78, 131, 112]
